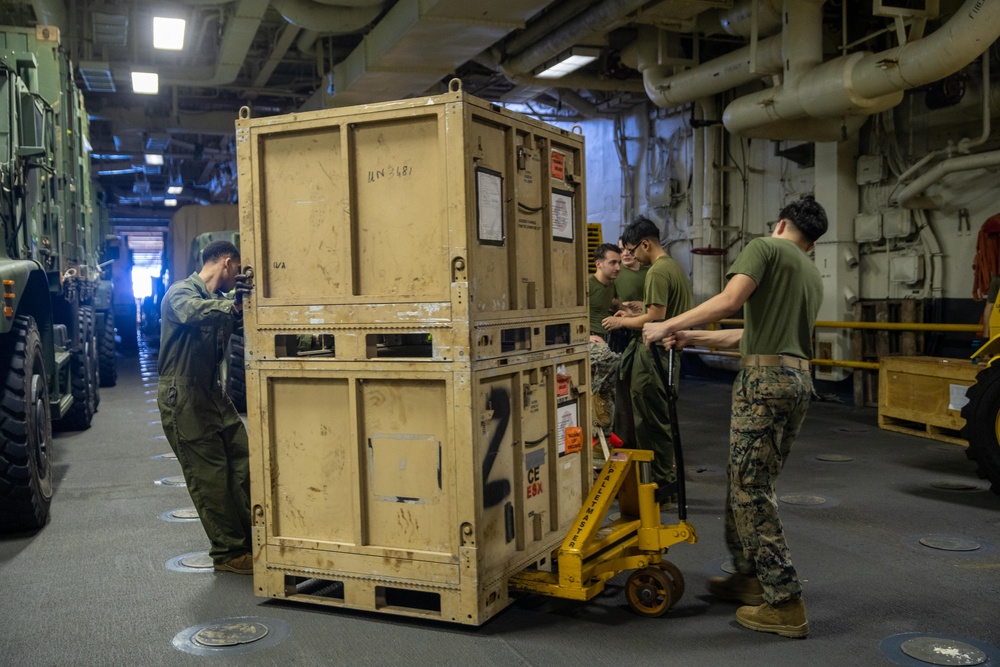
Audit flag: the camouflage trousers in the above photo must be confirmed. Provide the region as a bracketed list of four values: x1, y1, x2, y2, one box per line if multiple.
[725, 365, 811, 605]
[589, 341, 620, 434]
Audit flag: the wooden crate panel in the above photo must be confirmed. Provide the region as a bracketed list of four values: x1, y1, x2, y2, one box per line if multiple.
[878, 356, 979, 444]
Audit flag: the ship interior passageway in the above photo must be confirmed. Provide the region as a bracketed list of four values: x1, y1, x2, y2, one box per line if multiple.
[1, 345, 997, 667]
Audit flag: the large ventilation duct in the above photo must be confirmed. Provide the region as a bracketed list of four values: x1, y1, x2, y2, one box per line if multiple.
[500, 0, 649, 78]
[311, 0, 553, 109]
[722, 0, 1000, 140]
[270, 0, 383, 35]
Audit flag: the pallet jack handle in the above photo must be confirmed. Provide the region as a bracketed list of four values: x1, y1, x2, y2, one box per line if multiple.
[649, 343, 688, 522]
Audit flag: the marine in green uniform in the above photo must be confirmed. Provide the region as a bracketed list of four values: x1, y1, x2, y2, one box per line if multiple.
[589, 243, 621, 337]
[607, 237, 649, 353]
[158, 240, 255, 575]
[603, 218, 692, 500]
[643, 195, 828, 639]
[615, 236, 649, 306]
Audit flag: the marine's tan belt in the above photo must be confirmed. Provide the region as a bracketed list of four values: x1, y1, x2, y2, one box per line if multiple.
[740, 354, 810, 371]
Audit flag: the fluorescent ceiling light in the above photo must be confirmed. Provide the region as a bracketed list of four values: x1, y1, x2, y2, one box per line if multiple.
[153, 17, 185, 50]
[145, 153, 164, 166]
[534, 47, 601, 79]
[132, 71, 159, 94]
[164, 199, 178, 207]
[167, 185, 183, 195]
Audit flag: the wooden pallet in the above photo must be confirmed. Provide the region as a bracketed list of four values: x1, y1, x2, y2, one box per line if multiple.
[878, 414, 966, 446]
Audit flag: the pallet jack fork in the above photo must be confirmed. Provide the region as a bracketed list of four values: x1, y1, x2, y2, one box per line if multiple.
[509, 348, 698, 617]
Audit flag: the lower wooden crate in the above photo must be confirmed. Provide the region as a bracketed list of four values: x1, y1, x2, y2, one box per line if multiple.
[878, 356, 981, 446]
[246, 352, 591, 625]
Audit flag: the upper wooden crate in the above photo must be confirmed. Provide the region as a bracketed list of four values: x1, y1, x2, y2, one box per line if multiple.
[235, 88, 588, 364]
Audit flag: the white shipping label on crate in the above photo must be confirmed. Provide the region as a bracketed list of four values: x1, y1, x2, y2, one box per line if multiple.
[949, 384, 970, 412]
[551, 191, 574, 242]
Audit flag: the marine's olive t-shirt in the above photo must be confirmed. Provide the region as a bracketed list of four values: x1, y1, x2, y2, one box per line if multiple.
[615, 265, 648, 303]
[726, 237, 823, 359]
[645, 256, 692, 319]
[589, 274, 617, 335]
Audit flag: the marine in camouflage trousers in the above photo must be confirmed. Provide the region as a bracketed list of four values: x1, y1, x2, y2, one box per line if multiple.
[589, 341, 620, 434]
[725, 365, 811, 605]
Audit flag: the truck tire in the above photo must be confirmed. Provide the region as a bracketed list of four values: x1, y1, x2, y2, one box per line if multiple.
[54, 346, 95, 431]
[0, 316, 54, 532]
[99, 311, 117, 387]
[82, 307, 100, 411]
[960, 363, 1000, 494]
[226, 332, 247, 413]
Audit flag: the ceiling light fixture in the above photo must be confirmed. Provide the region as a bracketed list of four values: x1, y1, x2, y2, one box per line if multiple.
[132, 71, 159, 94]
[166, 185, 183, 195]
[164, 198, 178, 207]
[145, 153, 164, 166]
[534, 47, 601, 79]
[153, 16, 186, 50]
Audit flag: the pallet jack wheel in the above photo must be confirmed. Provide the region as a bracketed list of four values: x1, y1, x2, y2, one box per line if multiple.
[625, 567, 673, 617]
[659, 561, 685, 602]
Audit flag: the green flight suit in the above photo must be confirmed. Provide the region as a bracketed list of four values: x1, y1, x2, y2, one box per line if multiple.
[618, 256, 691, 487]
[157, 273, 251, 565]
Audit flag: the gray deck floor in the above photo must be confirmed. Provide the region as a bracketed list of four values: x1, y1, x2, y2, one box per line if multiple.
[2, 345, 998, 667]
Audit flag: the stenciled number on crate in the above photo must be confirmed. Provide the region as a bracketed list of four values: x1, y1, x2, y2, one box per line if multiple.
[482, 387, 512, 509]
[367, 164, 414, 183]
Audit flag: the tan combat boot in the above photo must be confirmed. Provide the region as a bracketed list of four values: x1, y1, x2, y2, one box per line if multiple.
[214, 552, 254, 575]
[735, 598, 809, 638]
[707, 573, 764, 605]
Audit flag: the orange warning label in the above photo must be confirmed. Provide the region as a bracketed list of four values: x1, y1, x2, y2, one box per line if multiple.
[551, 151, 565, 180]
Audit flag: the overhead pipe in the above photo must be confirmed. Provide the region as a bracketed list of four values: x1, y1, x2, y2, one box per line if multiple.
[894, 149, 1000, 209]
[639, 31, 784, 109]
[296, 29, 320, 55]
[269, 0, 382, 35]
[723, 0, 1000, 140]
[892, 52, 993, 207]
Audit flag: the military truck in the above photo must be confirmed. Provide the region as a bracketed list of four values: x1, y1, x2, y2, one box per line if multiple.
[0, 25, 104, 532]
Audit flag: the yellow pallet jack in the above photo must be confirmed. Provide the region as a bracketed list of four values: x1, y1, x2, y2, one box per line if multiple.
[510, 348, 698, 617]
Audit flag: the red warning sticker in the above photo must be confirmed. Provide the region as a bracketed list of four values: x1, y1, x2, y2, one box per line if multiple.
[551, 151, 565, 180]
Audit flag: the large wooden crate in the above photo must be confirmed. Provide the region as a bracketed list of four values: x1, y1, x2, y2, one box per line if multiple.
[246, 353, 591, 624]
[235, 87, 588, 363]
[878, 356, 980, 446]
[236, 89, 592, 625]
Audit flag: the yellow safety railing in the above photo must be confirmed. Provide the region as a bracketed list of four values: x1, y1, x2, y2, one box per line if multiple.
[687, 319, 982, 371]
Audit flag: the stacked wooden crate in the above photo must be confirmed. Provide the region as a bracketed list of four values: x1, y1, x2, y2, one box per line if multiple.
[235, 87, 592, 625]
